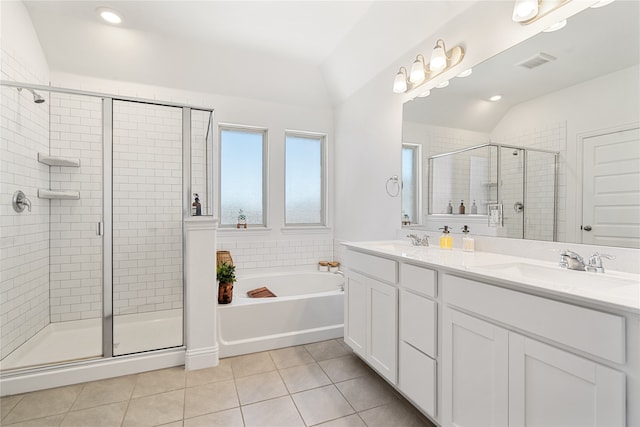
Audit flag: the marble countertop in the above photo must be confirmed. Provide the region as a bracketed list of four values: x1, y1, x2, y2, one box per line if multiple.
[343, 240, 640, 315]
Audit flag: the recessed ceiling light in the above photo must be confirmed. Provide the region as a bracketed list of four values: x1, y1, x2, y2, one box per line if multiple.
[489, 95, 502, 102]
[435, 80, 450, 89]
[97, 7, 123, 25]
[457, 69, 473, 78]
[543, 19, 567, 32]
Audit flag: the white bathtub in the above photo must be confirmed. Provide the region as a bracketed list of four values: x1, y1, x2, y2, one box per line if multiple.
[217, 271, 344, 357]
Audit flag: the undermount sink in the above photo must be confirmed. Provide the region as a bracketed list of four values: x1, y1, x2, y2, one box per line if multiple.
[475, 262, 639, 290]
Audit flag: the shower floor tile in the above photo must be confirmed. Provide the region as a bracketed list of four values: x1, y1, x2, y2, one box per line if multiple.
[0, 339, 436, 427]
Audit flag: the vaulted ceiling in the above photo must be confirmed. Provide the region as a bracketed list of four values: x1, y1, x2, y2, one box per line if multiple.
[23, 1, 477, 107]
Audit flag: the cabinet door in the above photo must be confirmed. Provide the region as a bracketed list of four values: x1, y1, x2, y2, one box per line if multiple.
[443, 308, 508, 427]
[509, 333, 625, 427]
[400, 289, 437, 357]
[367, 278, 398, 384]
[399, 341, 437, 418]
[344, 272, 366, 357]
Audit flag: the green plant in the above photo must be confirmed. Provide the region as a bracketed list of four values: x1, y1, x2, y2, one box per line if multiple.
[216, 261, 236, 284]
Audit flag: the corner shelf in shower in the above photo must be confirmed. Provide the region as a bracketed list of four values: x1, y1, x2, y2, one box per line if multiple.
[38, 189, 80, 200]
[37, 153, 80, 167]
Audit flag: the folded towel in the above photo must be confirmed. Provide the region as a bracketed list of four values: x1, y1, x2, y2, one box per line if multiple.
[247, 287, 276, 298]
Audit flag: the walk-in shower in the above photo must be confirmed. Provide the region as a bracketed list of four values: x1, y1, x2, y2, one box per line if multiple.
[428, 143, 558, 241]
[0, 80, 213, 375]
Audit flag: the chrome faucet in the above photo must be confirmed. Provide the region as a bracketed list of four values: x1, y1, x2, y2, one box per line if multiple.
[585, 252, 615, 273]
[559, 250, 586, 271]
[407, 234, 430, 246]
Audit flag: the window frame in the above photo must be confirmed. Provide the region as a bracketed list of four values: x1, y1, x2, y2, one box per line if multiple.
[217, 123, 269, 228]
[284, 130, 327, 227]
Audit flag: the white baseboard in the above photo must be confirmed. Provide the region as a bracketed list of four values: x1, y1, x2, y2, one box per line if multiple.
[185, 345, 219, 370]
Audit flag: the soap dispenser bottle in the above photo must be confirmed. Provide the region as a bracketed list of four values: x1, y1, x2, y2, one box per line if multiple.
[461, 225, 475, 252]
[471, 200, 478, 215]
[439, 226, 453, 250]
[459, 200, 465, 214]
[192, 193, 202, 216]
[446, 200, 453, 214]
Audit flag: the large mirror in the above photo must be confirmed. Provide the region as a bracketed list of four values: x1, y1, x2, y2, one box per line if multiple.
[402, 1, 640, 249]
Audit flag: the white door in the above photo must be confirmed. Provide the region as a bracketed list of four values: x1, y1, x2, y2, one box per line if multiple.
[367, 278, 397, 384]
[344, 272, 366, 357]
[509, 333, 625, 427]
[442, 308, 509, 427]
[582, 126, 640, 248]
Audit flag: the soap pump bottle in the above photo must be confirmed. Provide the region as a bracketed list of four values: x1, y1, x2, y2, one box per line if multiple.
[446, 200, 453, 214]
[459, 200, 465, 214]
[471, 200, 478, 215]
[461, 225, 475, 252]
[192, 193, 202, 216]
[439, 226, 453, 250]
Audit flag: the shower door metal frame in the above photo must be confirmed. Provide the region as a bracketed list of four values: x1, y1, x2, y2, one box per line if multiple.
[1, 79, 214, 368]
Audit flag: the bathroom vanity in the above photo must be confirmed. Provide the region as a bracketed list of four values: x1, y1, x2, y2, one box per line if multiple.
[342, 241, 640, 427]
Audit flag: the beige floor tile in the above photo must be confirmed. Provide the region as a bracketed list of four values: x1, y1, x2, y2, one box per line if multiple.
[61, 401, 128, 427]
[0, 414, 65, 427]
[186, 359, 233, 388]
[316, 414, 367, 427]
[279, 362, 331, 393]
[269, 346, 315, 369]
[318, 355, 370, 383]
[242, 395, 304, 427]
[71, 375, 136, 410]
[183, 379, 238, 419]
[2, 384, 83, 424]
[1, 395, 24, 421]
[228, 352, 276, 378]
[183, 407, 244, 427]
[122, 389, 185, 427]
[132, 367, 186, 398]
[235, 371, 288, 405]
[335, 374, 396, 412]
[304, 340, 351, 362]
[358, 400, 435, 427]
[156, 422, 183, 427]
[291, 385, 354, 426]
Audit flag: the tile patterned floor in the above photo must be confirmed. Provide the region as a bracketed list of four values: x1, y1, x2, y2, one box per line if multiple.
[0, 339, 435, 427]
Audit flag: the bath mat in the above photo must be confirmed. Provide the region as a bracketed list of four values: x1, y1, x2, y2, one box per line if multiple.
[247, 287, 276, 298]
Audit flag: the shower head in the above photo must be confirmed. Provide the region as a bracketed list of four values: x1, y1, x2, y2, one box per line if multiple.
[17, 87, 45, 104]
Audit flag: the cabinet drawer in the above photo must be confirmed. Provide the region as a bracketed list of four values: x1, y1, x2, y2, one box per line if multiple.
[346, 250, 397, 284]
[399, 341, 436, 418]
[443, 274, 626, 364]
[401, 263, 437, 298]
[400, 290, 437, 357]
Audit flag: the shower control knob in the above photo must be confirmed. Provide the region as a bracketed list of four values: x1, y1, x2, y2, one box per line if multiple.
[583, 225, 592, 231]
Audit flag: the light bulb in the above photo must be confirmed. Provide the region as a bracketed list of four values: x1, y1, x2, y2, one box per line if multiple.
[393, 68, 408, 93]
[409, 55, 426, 84]
[430, 42, 447, 71]
[512, 0, 538, 22]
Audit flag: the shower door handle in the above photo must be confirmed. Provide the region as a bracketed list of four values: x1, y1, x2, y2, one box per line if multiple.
[97, 221, 104, 236]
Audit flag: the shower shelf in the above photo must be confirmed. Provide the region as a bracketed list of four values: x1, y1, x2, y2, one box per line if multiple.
[38, 153, 80, 167]
[38, 189, 80, 200]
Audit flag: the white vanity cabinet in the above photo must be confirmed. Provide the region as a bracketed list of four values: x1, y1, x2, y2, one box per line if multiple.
[442, 274, 626, 427]
[344, 250, 398, 384]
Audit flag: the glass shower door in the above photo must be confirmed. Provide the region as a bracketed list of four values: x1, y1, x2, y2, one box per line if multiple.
[111, 100, 183, 356]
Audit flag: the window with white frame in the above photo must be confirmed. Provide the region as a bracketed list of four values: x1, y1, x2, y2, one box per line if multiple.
[219, 125, 267, 227]
[402, 143, 421, 225]
[285, 132, 326, 226]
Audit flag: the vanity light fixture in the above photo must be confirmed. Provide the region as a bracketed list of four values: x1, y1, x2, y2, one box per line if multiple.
[457, 68, 473, 78]
[393, 67, 409, 94]
[512, 0, 571, 25]
[97, 7, 123, 25]
[392, 38, 465, 94]
[489, 95, 502, 102]
[543, 19, 567, 32]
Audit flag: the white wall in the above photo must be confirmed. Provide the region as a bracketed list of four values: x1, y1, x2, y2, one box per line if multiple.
[0, 1, 51, 357]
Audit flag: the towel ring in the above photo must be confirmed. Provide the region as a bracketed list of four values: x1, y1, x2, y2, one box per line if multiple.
[385, 175, 400, 197]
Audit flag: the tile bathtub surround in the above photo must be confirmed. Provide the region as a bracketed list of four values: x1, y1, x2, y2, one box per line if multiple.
[0, 340, 435, 427]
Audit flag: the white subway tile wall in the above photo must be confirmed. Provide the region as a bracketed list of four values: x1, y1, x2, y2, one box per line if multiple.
[48, 93, 103, 322]
[112, 101, 183, 316]
[217, 237, 334, 271]
[0, 47, 51, 358]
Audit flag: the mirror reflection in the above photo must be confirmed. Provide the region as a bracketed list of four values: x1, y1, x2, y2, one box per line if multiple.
[402, 1, 640, 248]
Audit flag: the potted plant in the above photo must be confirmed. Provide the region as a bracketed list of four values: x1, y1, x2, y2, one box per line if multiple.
[217, 261, 236, 304]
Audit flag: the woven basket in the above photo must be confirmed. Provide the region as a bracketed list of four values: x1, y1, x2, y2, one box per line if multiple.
[216, 250, 233, 266]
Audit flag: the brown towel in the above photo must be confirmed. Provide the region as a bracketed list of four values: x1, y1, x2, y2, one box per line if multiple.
[247, 287, 276, 298]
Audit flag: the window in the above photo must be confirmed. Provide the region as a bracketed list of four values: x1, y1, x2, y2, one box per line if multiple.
[285, 132, 326, 226]
[402, 143, 421, 225]
[219, 126, 267, 227]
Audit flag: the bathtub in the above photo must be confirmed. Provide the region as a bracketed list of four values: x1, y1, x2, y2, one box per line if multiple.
[217, 271, 344, 357]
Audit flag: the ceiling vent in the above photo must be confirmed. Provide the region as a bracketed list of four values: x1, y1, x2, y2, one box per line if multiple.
[516, 52, 557, 69]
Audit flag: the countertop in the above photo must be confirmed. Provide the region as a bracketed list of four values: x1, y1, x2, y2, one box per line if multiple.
[342, 240, 640, 315]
